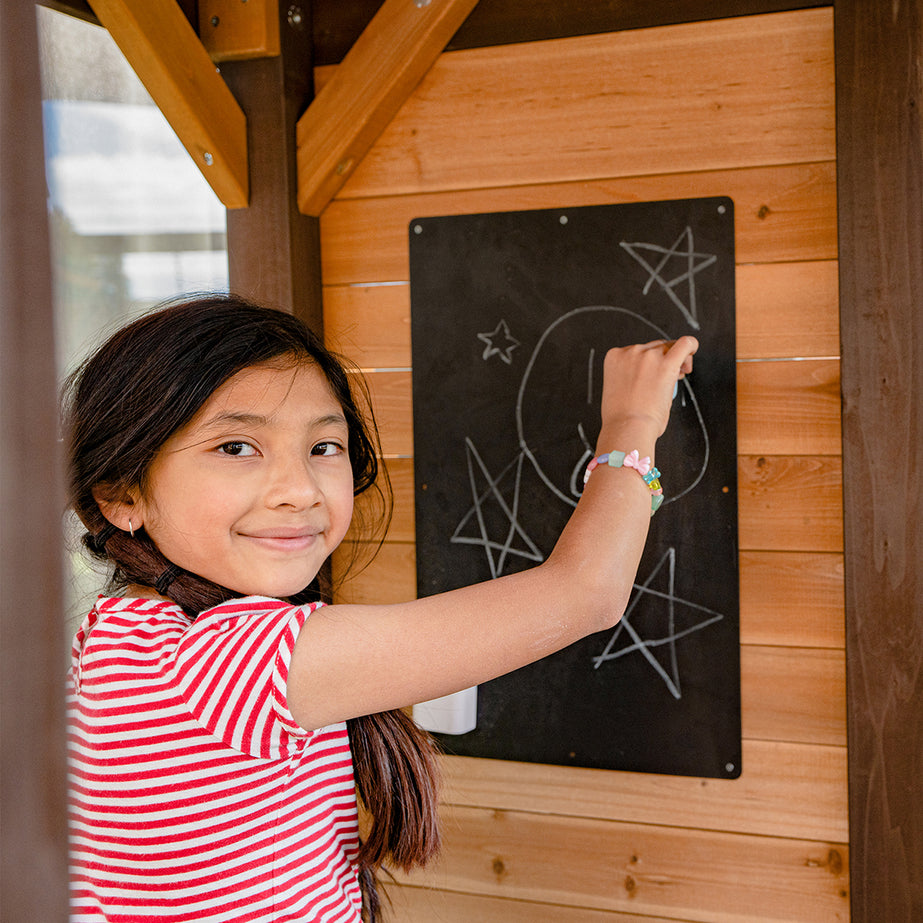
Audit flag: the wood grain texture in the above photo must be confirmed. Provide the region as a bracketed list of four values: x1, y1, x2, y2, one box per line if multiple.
[197, 0, 280, 62]
[737, 455, 843, 552]
[437, 739, 847, 842]
[321, 9, 834, 199]
[736, 261, 839, 359]
[324, 283, 411, 369]
[736, 359, 842, 456]
[392, 804, 849, 922]
[835, 0, 923, 918]
[739, 550, 844, 648]
[741, 646, 846, 746]
[320, 162, 838, 284]
[312, 0, 830, 66]
[221, 2, 323, 325]
[383, 884, 730, 923]
[296, 0, 480, 214]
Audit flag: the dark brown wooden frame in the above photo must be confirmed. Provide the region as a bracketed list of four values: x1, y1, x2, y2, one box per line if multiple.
[8, 0, 921, 918]
[1, 2, 69, 920]
[835, 0, 923, 918]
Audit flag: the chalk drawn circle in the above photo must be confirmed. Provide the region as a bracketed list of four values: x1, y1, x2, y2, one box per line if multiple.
[515, 305, 709, 509]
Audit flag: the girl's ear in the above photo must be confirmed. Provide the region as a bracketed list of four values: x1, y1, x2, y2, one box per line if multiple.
[92, 483, 144, 532]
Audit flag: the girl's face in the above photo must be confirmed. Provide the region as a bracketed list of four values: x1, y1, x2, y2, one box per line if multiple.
[127, 360, 355, 599]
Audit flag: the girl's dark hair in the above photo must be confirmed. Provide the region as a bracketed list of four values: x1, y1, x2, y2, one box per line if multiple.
[64, 293, 440, 918]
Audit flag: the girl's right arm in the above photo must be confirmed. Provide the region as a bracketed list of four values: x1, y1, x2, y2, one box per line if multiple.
[286, 336, 698, 731]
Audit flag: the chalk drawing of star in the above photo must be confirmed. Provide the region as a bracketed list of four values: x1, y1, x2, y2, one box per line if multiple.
[450, 439, 543, 579]
[592, 547, 725, 699]
[477, 319, 521, 365]
[620, 227, 717, 331]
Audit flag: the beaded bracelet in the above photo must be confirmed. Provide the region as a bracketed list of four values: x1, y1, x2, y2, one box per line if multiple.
[583, 449, 664, 515]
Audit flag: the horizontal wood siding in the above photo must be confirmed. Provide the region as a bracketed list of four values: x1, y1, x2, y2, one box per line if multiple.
[319, 8, 846, 920]
[316, 13, 834, 197]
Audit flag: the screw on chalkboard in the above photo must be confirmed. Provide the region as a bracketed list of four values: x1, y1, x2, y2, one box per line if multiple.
[725, 762, 736, 774]
[413, 224, 423, 235]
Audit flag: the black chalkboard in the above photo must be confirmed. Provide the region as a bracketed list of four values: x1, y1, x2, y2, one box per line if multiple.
[409, 198, 741, 779]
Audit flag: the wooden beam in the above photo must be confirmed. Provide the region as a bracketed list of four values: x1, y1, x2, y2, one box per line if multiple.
[296, 0, 479, 216]
[311, 0, 829, 66]
[198, 0, 281, 62]
[1, 0, 68, 919]
[835, 0, 923, 919]
[220, 0, 322, 325]
[86, 0, 249, 208]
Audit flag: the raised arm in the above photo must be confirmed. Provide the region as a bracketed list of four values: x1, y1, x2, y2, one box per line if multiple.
[287, 337, 698, 730]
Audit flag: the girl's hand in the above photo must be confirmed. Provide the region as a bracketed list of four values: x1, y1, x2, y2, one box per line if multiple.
[600, 336, 699, 439]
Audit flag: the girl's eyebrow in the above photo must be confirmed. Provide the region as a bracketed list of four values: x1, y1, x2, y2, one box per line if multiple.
[198, 410, 348, 431]
[199, 411, 271, 430]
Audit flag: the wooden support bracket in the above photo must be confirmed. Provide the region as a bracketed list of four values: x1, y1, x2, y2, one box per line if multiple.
[198, 0, 281, 62]
[87, 0, 249, 208]
[296, 0, 479, 217]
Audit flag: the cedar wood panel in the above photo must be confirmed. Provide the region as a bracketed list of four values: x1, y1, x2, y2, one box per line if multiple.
[321, 8, 852, 921]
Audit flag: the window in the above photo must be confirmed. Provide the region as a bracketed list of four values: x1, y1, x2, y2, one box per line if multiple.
[38, 6, 229, 618]
[37, 6, 229, 378]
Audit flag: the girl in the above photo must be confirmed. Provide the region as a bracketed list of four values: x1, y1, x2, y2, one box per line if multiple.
[65, 293, 697, 922]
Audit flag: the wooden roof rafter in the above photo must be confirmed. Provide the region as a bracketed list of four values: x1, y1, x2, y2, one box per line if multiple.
[82, 0, 479, 217]
[86, 0, 249, 208]
[296, 0, 480, 217]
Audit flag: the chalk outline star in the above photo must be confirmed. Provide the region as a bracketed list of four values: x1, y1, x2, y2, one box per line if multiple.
[619, 227, 717, 330]
[592, 547, 725, 699]
[450, 439, 544, 579]
[477, 319, 521, 365]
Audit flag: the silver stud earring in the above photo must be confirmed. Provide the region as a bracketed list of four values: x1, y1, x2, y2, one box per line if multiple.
[128, 519, 135, 539]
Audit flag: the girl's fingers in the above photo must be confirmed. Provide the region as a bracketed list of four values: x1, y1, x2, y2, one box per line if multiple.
[663, 336, 699, 377]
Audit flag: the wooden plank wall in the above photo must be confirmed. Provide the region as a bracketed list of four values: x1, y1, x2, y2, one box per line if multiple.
[319, 8, 848, 921]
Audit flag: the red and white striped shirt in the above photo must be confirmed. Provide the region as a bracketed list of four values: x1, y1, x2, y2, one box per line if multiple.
[68, 595, 362, 922]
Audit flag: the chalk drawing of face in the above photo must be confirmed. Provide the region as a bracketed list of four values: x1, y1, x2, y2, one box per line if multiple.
[515, 305, 709, 510]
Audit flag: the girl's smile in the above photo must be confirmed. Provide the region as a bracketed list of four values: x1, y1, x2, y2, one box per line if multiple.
[110, 360, 355, 599]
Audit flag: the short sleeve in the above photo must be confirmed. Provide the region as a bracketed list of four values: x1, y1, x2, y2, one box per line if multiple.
[173, 597, 323, 759]
[69, 606, 101, 695]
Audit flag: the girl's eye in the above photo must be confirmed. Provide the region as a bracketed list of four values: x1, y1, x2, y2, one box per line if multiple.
[217, 441, 258, 457]
[312, 441, 343, 457]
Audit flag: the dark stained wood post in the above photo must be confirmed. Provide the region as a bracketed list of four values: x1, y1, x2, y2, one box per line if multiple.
[222, 0, 324, 332]
[835, 0, 923, 919]
[1, 1, 69, 919]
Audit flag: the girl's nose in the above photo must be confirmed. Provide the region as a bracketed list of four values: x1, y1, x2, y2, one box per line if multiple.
[264, 456, 323, 510]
